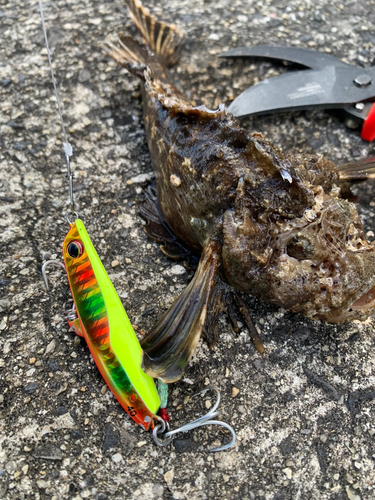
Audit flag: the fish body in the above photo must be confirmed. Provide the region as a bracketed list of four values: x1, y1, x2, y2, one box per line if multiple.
[103, 0, 375, 382]
[143, 87, 375, 322]
[63, 219, 160, 429]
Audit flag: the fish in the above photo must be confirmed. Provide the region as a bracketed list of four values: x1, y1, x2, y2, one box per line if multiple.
[103, 0, 375, 383]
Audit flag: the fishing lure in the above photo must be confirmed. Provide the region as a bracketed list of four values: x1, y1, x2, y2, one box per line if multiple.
[43, 218, 160, 431]
[43, 221, 235, 450]
[38, 0, 235, 451]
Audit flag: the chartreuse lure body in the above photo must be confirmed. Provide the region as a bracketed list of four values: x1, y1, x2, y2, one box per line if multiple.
[63, 219, 160, 430]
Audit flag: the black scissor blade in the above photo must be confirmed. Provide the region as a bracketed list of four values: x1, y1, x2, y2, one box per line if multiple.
[228, 66, 375, 118]
[220, 46, 351, 70]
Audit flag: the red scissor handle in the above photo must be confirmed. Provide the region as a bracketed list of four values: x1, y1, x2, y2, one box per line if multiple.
[361, 102, 375, 141]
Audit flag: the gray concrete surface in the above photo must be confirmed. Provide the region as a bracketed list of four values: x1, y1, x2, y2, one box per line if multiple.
[1, 0, 375, 499]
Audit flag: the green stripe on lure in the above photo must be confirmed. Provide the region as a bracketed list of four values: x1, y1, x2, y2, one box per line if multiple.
[46, 219, 161, 430]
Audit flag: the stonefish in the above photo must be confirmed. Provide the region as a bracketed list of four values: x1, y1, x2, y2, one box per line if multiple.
[103, 0, 375, 383]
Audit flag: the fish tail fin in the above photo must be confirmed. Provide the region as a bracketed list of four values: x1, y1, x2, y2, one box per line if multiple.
[125, 0, 183, 67]
[102, 33, 152, 80]
[103, 0, 183, 74]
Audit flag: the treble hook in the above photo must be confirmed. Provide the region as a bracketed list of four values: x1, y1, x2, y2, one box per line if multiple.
[153, 387, 236, 452]
[41, 260, 66, 292]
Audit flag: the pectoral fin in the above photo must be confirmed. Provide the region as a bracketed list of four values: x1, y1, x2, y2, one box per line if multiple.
[141, 240, 221, 383]
[338, 157, 375, 180]
[337, 157, 375, 201]
[139, 185, 199, 267]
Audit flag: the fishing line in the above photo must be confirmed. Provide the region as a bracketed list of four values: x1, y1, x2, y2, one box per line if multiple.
[38, 0, 75, 218]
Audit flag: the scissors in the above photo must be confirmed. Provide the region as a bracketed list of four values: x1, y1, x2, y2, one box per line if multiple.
[220, 46, 375, 141]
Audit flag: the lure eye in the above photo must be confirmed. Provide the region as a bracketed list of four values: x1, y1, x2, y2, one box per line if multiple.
[286, 236, 314, 260]
[67, 241, 84, 259]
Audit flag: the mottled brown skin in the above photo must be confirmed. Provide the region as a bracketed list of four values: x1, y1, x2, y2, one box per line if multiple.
[103, 1, 375, 381]
[142, 78, 375, 323]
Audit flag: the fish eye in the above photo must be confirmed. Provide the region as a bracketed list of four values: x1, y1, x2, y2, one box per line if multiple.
[286, 236, 314, 260]
[67, 241, 84, 259]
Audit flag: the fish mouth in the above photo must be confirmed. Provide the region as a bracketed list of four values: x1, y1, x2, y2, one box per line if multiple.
[351, 284, 375, 312]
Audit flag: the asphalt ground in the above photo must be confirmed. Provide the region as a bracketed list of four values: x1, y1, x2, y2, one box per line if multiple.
[1, 0, 375, 499]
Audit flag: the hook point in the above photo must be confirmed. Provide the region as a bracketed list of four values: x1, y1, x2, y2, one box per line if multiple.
[153, 386, 235, 452]
[41, 260, 65, 292]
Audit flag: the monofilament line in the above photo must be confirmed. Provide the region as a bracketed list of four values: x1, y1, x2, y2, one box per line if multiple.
[38, 0, 76, 218]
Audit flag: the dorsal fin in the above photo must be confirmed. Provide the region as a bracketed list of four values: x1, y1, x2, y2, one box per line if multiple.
[125, 0, 183, 67]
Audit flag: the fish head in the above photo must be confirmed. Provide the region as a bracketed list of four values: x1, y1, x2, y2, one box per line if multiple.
[269, 195, 375, 322]
[222, 160, 375, 323]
